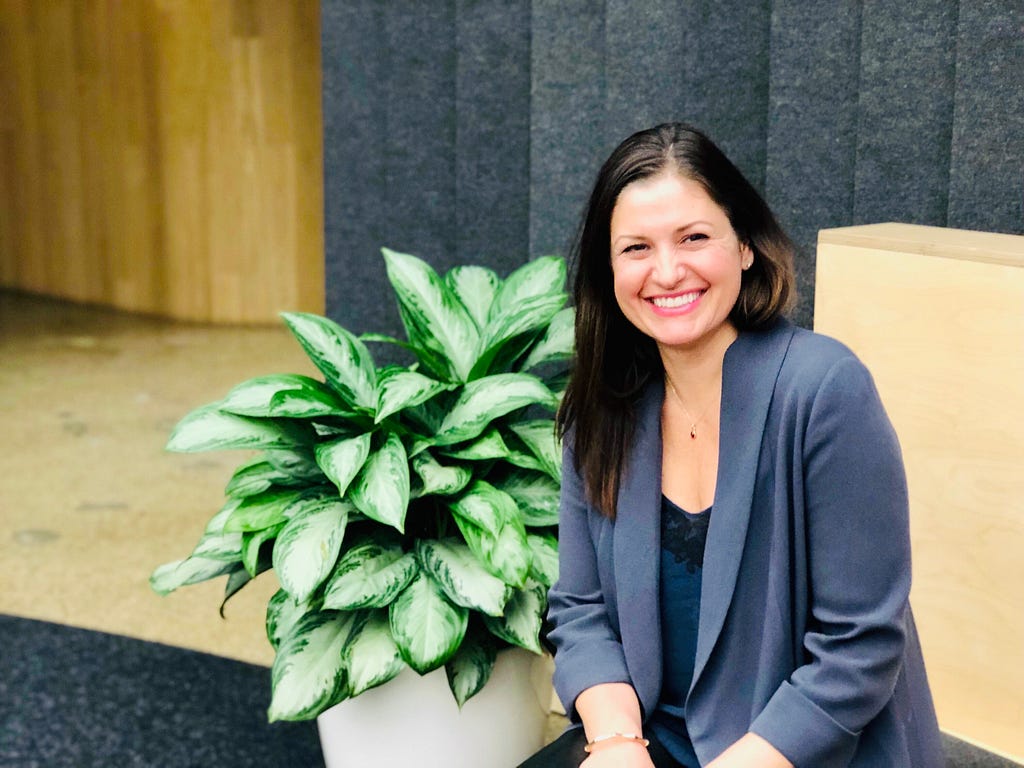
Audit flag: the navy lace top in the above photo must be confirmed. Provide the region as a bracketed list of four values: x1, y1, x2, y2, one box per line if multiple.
[648, 495, 711, 768]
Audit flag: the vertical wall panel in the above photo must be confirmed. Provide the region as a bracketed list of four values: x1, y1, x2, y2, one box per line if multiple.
[853, 1, 957, 228]
[455, 0, 532, 267]
[948, 1, 1024, 233]
[765, 0, 863, 327]
[529, 0, 607, 258]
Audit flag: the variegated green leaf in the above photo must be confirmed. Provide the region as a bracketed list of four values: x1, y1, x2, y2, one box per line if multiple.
[450, 480, 518, 537]
[166, 407, 312, 453]
[267, 387, 353, 419]
[219, 374, 348, 419]
[527, 532, 559, 587]
[280, 312, 377, 410]
[488, 256, 566, 322]
[223, 488, 307, 533]
[445, 629, 497, 708]
[203, 497, 242, 535]
[434, 374, 555, 446]
[242, 523, 284, 576]
[191, 530, 243, 562]
[496, 470, 560, 527]
[225, 458, 293, 498]
[522, 306, 575, 371]
[389, 571, 468, 674]
[315, 434, 372, 497]
[349, 433, 410, 532]
[437, 428, 510, 461]
[268, 610, 358, 721]
[504, 450, 546, 473]
[410, 452, 472, 497]
[415, 539, 512, 617]
[266, 448, 325, 483]
[482, 581, 546, 654]
[454, 513, 532, 588]
[273, 497, 350, 602]
[323, 540, 417, 610]
[509, 420, 561, 482]
[266, 588, 310, 650]
[221, 565, 257, 617]
[382, 248, 480, 382]
[473, 294, 566, 378]
[150, 556, 236, 595]
[446, 265, 500, 330]
[374, 369, 452, 424]
[343, 610, 406, 697]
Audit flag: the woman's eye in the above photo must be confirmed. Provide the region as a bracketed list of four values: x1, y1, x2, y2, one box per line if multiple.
[622, 243, 647, 254]
[682, 233, 708, 244]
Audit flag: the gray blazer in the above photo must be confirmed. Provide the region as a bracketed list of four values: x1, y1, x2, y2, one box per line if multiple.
[548, 320, 944, 767]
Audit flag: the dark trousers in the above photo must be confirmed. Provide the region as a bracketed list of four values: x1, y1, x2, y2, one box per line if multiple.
[518, 727, 685, 768]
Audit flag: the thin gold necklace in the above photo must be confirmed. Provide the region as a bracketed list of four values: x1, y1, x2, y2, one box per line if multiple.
[665, 377, 714, 440]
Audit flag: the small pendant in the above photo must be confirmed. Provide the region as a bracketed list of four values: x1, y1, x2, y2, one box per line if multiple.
[690, 425, 697, 439]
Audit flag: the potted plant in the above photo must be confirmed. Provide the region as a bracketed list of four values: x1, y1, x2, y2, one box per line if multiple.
[151, 248, 571, 765]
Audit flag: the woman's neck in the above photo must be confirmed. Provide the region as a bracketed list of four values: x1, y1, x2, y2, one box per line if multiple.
[658, 322, 737, 397]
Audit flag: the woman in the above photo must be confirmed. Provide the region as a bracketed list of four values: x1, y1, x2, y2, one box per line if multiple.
[520, 123, 943, 767]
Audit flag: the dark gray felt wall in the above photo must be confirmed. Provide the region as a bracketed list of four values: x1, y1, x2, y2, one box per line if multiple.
[321, 1, 1024, 332]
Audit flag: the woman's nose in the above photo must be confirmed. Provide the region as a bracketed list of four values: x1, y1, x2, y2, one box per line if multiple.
[652, 246, 686, 284]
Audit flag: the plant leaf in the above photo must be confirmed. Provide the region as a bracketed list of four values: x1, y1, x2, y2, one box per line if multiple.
[496, 470, 560, 527]
[323, 540, 417, 610]
[315, 433, 372, 497]
[522, 306, 575, 371]
[434, 374, 555, 446]
[266, 448, 325, 483]
[343, 610, 406, 697]
[150, 556, 236, 595]
[225, 458, 294, 498]
[267, 387, 354, 419]
[268, 610, 358, 721]
[482, 581, 546, 654]
[489, 256, 566, 323]
[389, 570, 468, 674]
[374, 369, 452, 424]
[242, 523, 284, 576]
[273, 497, 350, 602]
[166, 407, 312, 453]
[453, 509, 532, 588]
[527, 532, 559, 587]
[449, 480, 518, 537]
[280, 312, 377, 410]
[349, 433, 410, 532]
[415, 539, 512, 617]
[219, 374, 350, 419]
[445, 628, 497, 707]
[190, 530, 243, 562]
[266, 589, 310, 650]
[446, 265, 500, 330]
[508, 420, 561, 482]
[473, 294, 566, 378]
[223, 488, 307, 533]
[410, 451, 472, 497]
[437, 428, 510, 461]
[382, 248, 480, 382]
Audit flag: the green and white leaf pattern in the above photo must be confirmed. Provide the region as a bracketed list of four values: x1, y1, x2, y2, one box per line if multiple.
[445, 630, 497, 708]
[488, 256, 566, 323]
[415, 539, 512, 617]
[323, 540, 417, 610]
[410, 451, 472, 497]
[522, 306, 575, 371]
[382, 248, 479, 382]
[266, 589, 310, 650]
[349, 433, 410, 532]
[166, 407, 311, 453]
[374, 369, 451, 424]
[315, 434, 372, 497]
[190, 530, 243, 562]
[223, 488, 307, 533]
[389, 571, 468, 674]
[273, 497, 350, 602]
[150, 556, 237, 595]
[219, 374, 347, 418]
[449, 480, 518, 537]
[434, 374, 554, 446]
[268, 610, 358, 721]
[527, 532, 559, 587]
[446, 265, 500, 330]
[225, 458, 293, 498]
[437, 428, 510, 461]
[343, 610, 406, 697]
[454, 513, 532, 588]
[280, 312, 377, 410]
[508, 420, 562, 482]
[482, 581, 545, 654]
[496, 470, 560, 527]
[242, 523, 283, 576]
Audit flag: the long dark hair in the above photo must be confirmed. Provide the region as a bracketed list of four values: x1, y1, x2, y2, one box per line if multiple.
[557, 122, 795, 517]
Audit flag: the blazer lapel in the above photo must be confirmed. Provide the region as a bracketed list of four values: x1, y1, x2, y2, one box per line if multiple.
[613, 381, 665, 717]
[689, 321, 796, 695]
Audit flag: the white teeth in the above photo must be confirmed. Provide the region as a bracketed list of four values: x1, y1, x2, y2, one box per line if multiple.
[651, 291, 702, 308]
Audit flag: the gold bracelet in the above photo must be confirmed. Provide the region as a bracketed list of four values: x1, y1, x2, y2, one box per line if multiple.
[583, 732, 651, 753]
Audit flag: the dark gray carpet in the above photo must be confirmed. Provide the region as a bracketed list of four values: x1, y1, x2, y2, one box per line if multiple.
[0, 615, 324, 768]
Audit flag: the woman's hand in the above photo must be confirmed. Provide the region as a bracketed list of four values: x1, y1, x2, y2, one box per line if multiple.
[580, 739, 656, 767]
[705, 733, 793, 768]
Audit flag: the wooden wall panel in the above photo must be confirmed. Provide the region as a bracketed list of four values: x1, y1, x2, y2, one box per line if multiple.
[0, 0, 323, 323]
[815, 223, 1024, 762]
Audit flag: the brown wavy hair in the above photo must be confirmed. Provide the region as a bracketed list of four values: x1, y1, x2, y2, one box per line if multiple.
[557, 123, 796, 516]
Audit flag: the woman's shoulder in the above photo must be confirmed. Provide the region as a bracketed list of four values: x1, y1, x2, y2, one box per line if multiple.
[760, 321, 873, 397]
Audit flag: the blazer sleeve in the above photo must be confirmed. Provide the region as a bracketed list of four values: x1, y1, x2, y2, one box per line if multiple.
[546, 440, 634, 721]
[750, 355, 912, 767]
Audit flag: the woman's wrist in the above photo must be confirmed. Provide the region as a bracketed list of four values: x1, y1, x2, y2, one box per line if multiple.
[584, 732, 650, 753]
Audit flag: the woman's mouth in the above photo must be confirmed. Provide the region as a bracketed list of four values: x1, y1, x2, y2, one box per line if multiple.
[649, 290, 705, 309]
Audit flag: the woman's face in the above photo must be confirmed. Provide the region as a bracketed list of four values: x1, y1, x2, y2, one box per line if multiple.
[609, 170, 751, 355]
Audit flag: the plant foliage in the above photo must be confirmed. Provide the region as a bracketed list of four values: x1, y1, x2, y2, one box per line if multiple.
[151, 249, 571, 721]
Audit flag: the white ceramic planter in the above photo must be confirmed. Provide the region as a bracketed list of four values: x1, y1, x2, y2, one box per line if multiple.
[317, 648, 553, 768]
